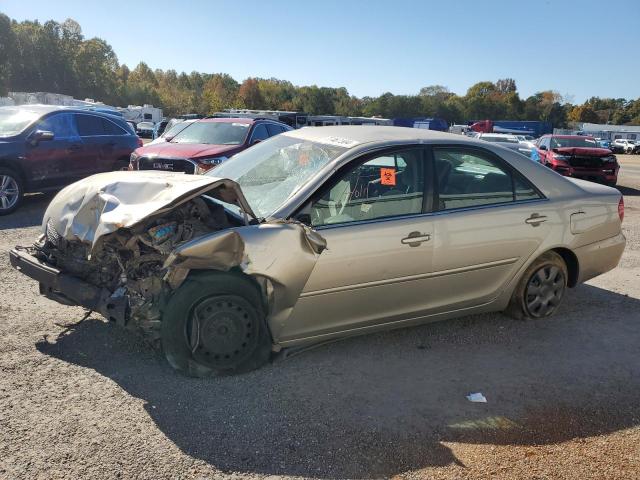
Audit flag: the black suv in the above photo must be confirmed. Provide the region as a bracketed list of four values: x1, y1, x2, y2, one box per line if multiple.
[0, 105, 141, 214]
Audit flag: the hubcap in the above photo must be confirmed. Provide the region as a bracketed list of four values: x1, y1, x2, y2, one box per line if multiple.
[0, 175, 19, 211]
[186, 295, 259, 368]
[525, 265, 565, 317]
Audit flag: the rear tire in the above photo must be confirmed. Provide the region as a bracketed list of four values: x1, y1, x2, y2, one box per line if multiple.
[0, 168, 24, 216]
[161, 271, 272, 377]
[505, 252, 568, 320]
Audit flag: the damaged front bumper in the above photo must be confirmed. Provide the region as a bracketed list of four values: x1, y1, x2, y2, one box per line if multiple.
[10, 248, 129, 325]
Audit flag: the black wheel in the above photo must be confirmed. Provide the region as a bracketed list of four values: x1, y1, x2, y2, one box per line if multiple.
[505, 252, 568, 320]
[0, 168, 24, 215]
[161, 271, 272, 377]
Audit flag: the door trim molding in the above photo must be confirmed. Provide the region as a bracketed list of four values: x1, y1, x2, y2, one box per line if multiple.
[299, 257, 519, 298]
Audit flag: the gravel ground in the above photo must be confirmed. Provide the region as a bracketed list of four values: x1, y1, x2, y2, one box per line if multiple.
[1, 156, 639, 480]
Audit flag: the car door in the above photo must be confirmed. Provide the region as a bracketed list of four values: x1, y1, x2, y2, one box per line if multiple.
[248, 124, 269, 146]
[280, 147, 436, 342]
[73, 113, 111, 179]
[427, 146, 552, 313]
[537, 136, 551, 165]
[100, 117, 131, 170]
[265, 123, 286, 138]
[23, 112, 84, 189]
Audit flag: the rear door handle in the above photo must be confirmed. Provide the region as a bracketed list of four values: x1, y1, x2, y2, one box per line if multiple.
[401, 231, 431, 247]
[525, 213, 547, 226]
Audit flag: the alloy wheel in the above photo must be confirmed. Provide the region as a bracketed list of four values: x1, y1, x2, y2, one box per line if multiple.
[525, 265, 566, 318]
[0, 175, 19, 212]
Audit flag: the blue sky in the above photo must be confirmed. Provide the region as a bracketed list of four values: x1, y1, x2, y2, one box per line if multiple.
[3, 0, 639, 102]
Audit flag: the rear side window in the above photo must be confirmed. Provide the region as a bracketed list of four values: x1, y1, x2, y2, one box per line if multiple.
[36, 113, 79, 139]
[76, 114, 106, 136]
[433, 148, 541, 210]
[250, 124, 269, 142]
[101, 118, 127, 135]
[266, 123, 285, 136]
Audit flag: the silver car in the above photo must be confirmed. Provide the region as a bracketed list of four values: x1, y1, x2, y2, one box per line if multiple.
[10, 127, 625, 376]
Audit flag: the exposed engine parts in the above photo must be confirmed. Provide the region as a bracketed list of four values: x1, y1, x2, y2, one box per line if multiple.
[36, 197, 231, 343]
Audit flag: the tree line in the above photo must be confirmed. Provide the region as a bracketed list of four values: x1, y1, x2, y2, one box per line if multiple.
[1, 14, 640, 127]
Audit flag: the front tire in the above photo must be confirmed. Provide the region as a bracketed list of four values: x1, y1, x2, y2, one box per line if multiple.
[505, 252, 568, 320]
[0, 168, 24, 216]
[161, 271, 272, 377]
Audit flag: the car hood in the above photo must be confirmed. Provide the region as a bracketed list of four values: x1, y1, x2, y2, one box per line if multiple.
[42, 171, 257, 249]
[134, 142, 239, 159]
[554, 147, 612, 157]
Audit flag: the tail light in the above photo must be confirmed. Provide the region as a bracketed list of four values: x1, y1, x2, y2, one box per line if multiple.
[618, 197, 624, 222]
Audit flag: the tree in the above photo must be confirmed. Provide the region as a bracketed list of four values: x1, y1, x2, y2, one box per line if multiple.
[237, 78, 265, 109]
[203, 73, 239, 113]
[0, 14, 16, 95]
[496, 78, 517, 94]
[568, 105, 600, 123]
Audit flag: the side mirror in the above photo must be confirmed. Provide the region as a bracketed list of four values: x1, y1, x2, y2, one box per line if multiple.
[539, 145, 547, 151]
[163, 135, 174, 142]
[28, 130, 55, 146]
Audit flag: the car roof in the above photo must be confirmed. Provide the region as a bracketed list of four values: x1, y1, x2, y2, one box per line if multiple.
[551, 135, 595, 139]
[199, 117, 256, 124]
[0, 104, 128, 123]
[283, 125, 472, 148]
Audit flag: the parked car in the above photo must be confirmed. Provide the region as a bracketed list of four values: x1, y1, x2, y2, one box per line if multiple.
[596, 138, 611, 149]
[476, 133, 533, 157]
[0, 105, 141, 215]
[612, 138, 639, 154]
[129, 117, 293, 174]
[147, 118, 191, 145]
[534, 135, 619, 186]
[10, 127, 625, 376]
[136, 121, 155, 138]
[152, 119, 170, 139]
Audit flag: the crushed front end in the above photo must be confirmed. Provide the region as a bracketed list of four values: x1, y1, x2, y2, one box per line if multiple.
[11, 196, 232, 344]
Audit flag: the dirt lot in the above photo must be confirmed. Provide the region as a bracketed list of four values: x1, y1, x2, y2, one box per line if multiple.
[1, 156, 639, 480]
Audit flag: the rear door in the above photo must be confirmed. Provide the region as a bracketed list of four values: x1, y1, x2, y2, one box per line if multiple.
[74, 113, 111, 177]
[281, 147, 436, 342]
[427, 146, 552, 312]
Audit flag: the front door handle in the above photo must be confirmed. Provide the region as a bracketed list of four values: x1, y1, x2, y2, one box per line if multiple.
[401, 231, 431, 247]
[525, 213, 547, 226]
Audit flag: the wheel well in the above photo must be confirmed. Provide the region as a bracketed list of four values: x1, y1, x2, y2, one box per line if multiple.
[0, 159, 27, 184]
[551, 247, 579, 287]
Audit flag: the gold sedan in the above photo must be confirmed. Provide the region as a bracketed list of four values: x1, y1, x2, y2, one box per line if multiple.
[10, 126, 625, 376]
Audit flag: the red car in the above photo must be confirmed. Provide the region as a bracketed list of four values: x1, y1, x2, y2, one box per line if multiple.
[534, 135, 619, 186]
[129, 117, 292, 174]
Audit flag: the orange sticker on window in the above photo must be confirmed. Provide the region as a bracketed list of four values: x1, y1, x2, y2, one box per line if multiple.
[380, 168, 396, 186]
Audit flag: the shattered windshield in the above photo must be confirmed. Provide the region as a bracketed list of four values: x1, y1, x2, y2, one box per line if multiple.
[209, 135, 348, 218]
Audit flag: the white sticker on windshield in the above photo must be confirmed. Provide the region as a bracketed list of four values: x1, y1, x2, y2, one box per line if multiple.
[232, 123, 250, 128]
[316, 136, 360, 148]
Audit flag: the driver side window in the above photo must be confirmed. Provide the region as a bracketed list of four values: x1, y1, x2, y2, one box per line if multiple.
[36, 113, 79, 139]
[310, 149, 424, 226]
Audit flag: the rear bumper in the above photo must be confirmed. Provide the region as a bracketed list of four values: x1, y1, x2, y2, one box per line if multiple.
[9, 248, 128, 324]
[574, 233, 626, 284]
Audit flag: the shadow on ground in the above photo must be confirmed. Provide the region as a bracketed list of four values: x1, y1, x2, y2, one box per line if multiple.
[37, 284, 640, 478]
[0, 193, 53, 230]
